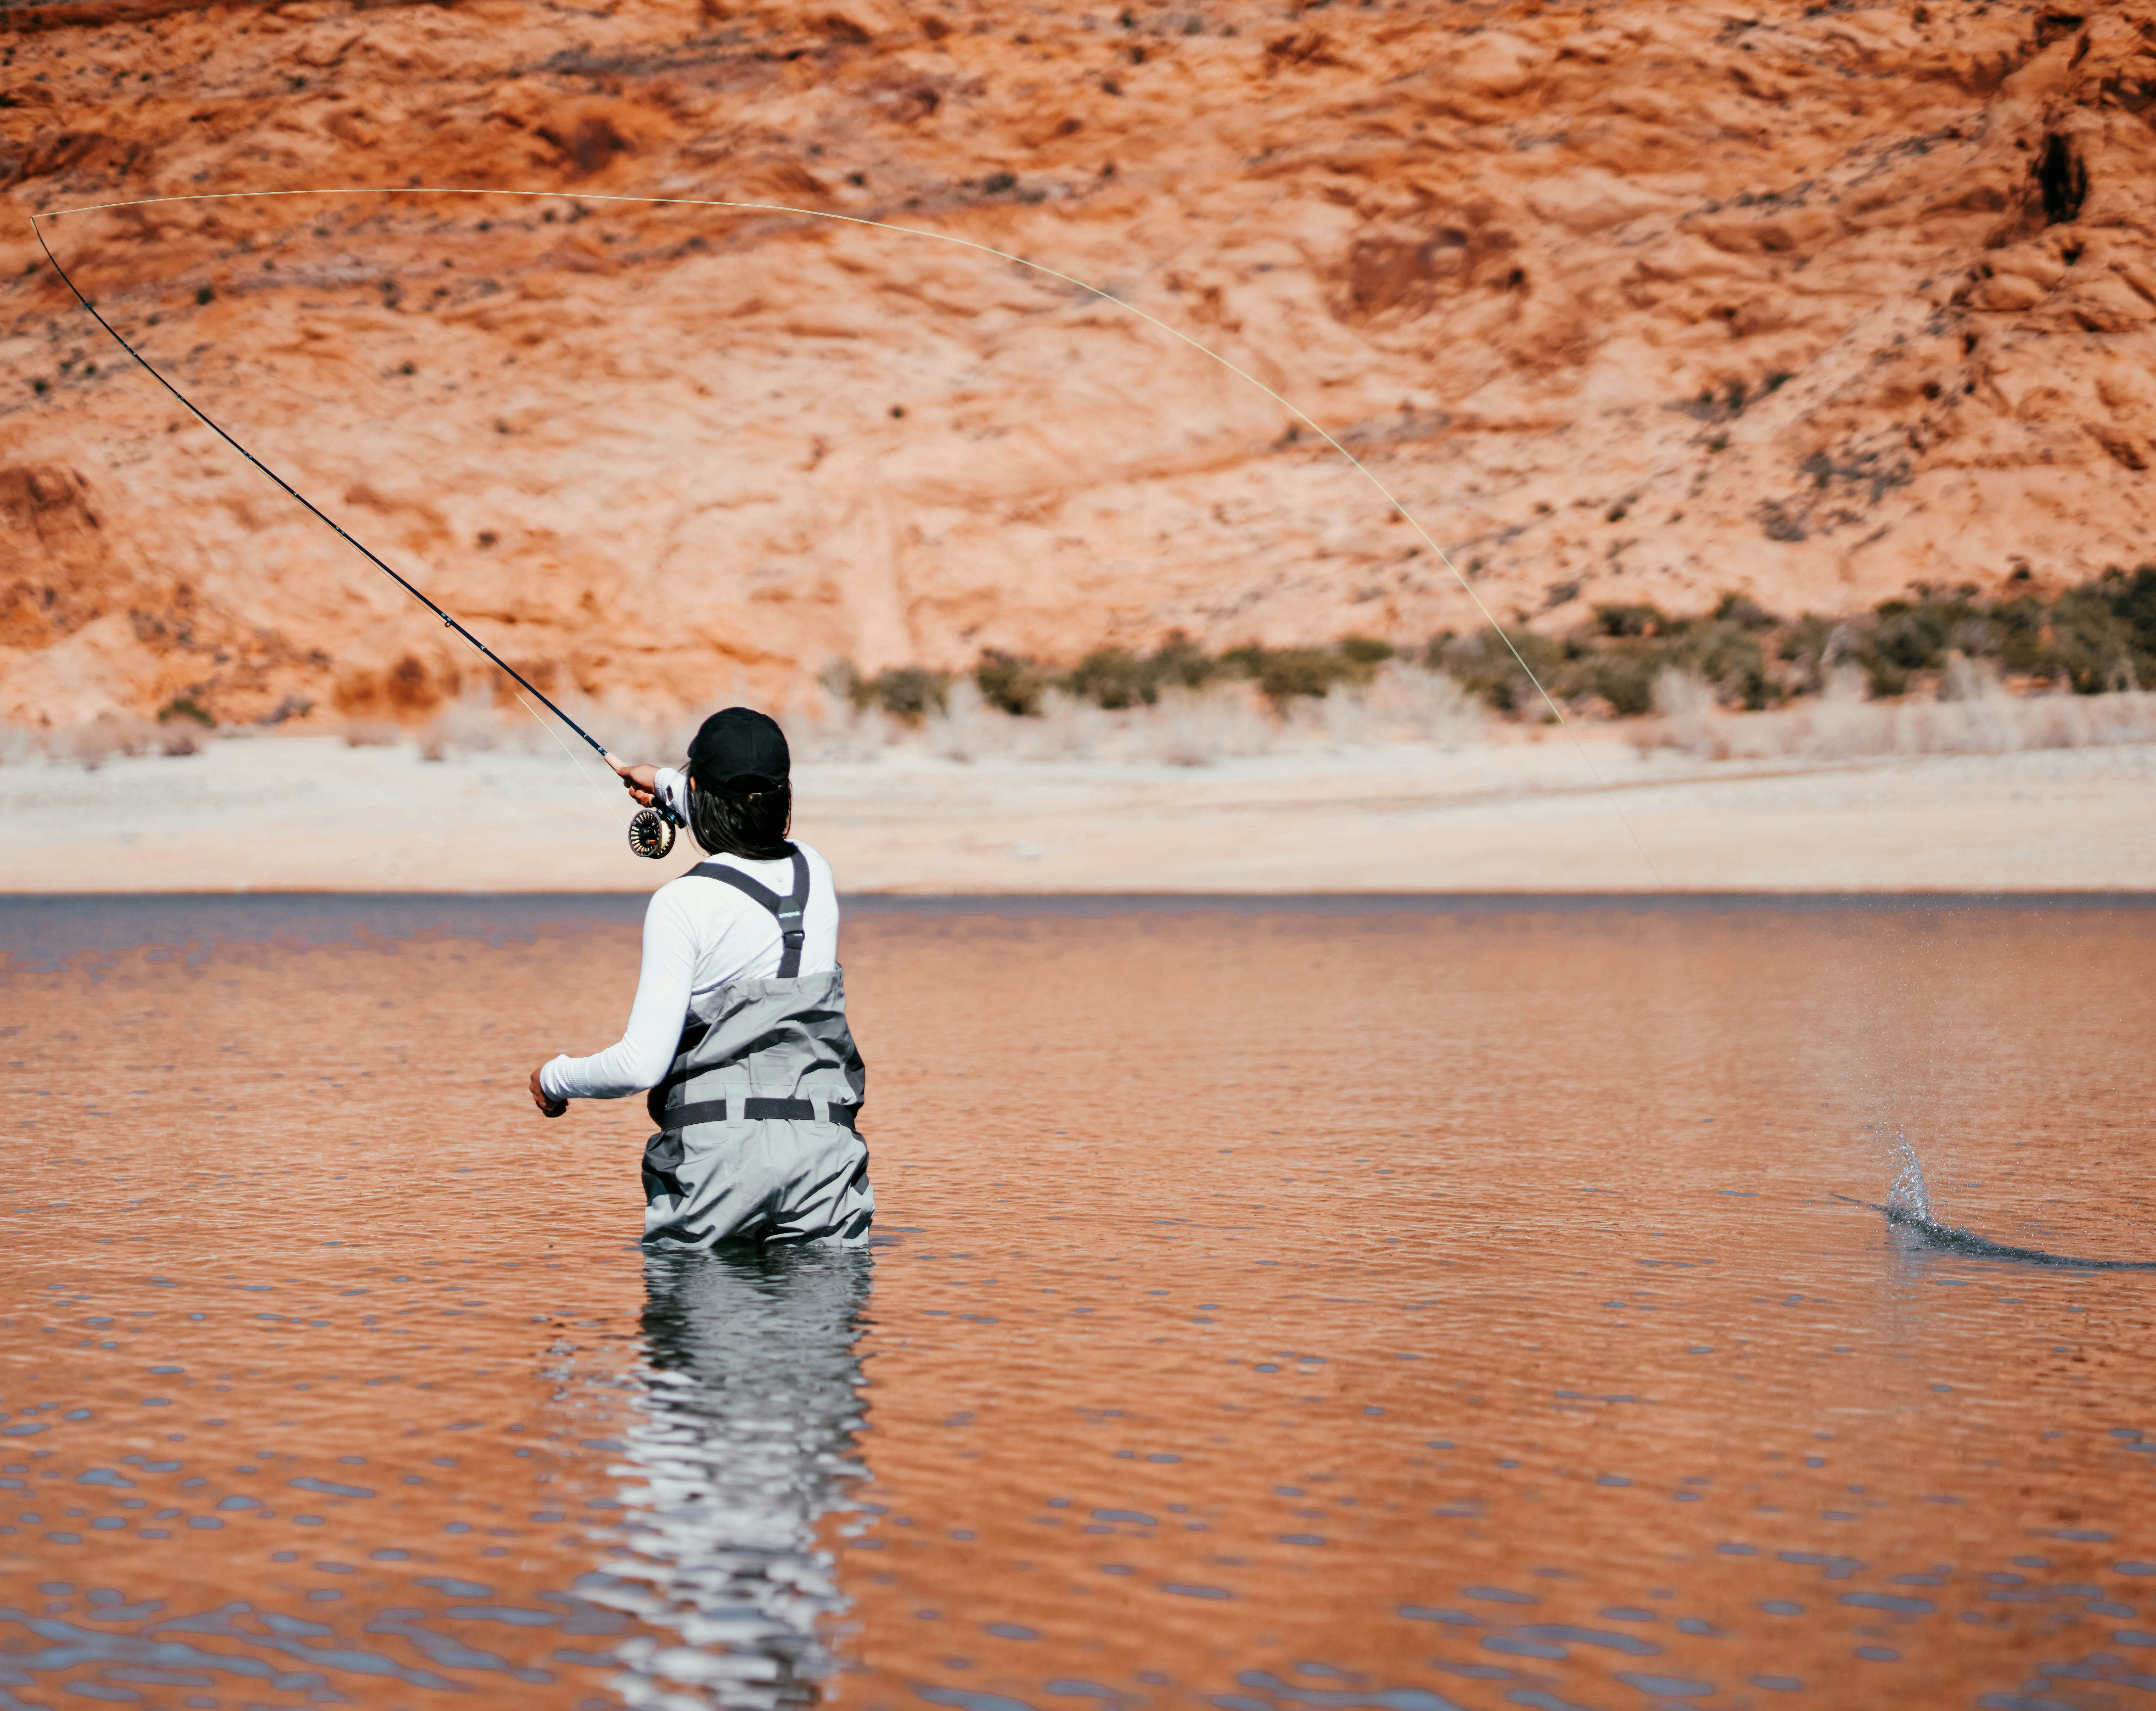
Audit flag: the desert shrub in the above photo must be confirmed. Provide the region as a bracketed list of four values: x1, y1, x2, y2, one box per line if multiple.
[2048, 587, 2143, 693]
[974, 650, 1051, 716]
[1147, 630, 1217, 692]
[1861, 594, 1966, 694]
[820, 656, 938, 720]
[1674, 618, 1772, 705]
[820, 659, 864, 708]
[1775, 614, 1845, 694]
[1989, 597, 2049, 673]
[2029, 567, 2156, 692]
[1061, 631, 1224, 708]
[1709, 573, 2156, 702]
[1067, 647, 1153, 709]
[858, 665, 950, 722]
[1207, 638, 1395, 706]
[1252, 647, 1359, 703]
[1429, 626, 1567, 712]
[1817, 575, 2156, 695]
[157, 696, 214, 726]
[1730, 658, 1785, 710]
[1550, 618, 1770, 714]
[2112, 564, 2156, 653]
[1592, 602, 1669, 638]
[1569, 645, 1662, 716]
[799, 571, 2156, 744]
[1712, 592, 1779, 630]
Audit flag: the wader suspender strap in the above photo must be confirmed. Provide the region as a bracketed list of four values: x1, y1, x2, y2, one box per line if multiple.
[686, 848, 813, 977]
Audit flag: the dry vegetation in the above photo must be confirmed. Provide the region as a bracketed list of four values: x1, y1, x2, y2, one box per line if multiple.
[10, 569, 2156, 771]
[10, 654, 2156, 777]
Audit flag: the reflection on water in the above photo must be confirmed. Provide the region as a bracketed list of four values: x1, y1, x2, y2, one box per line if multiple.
[590, 1250, 873, 1709]
[2, 896, 2155, 1710]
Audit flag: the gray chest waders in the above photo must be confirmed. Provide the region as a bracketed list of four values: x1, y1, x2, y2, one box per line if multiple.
[640, 848, 874, 1249]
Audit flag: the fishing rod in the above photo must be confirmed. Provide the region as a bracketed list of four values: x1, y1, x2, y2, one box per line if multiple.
[29, 214, 683, 861]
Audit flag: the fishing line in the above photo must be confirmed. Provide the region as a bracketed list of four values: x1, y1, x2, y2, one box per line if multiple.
[30, 185, 1663, 881]
[511, 688, 619, 807]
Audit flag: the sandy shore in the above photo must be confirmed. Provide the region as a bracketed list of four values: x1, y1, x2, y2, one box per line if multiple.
[2, 728, 2151, 894]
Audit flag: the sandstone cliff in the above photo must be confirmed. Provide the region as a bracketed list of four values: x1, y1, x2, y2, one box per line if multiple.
[3, 0, 2154, 727]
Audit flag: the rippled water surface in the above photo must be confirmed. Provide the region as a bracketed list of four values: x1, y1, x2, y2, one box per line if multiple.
[3, 897, 2154, 1711]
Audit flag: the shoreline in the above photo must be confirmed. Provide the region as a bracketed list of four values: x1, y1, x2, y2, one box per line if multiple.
[11, 885, 2156, 972]
[1, 728, 2151, 895]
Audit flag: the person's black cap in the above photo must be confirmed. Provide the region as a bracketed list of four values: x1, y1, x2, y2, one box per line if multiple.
[686, 707, 791, 794]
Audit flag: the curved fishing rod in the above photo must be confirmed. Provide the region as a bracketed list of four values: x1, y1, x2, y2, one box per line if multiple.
[28, 184, 1660, 880]
[30, 208, 685, 858]
[29, 217, 687, 857]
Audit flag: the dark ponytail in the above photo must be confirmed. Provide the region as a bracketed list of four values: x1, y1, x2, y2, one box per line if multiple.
[688, 780, 793, 860]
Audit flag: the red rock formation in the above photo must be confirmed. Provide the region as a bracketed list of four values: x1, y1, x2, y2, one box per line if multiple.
[3, 0, 2155, 726]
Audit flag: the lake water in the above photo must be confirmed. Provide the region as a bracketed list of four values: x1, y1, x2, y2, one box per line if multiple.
[2, 895, 2154, 1711]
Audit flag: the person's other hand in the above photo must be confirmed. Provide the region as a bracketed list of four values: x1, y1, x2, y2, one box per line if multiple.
[611, 759, 659, 808]
[530, 1064, 568, 1119]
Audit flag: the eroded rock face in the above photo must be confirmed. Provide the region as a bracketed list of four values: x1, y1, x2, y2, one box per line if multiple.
[3, 0, 2154, 726]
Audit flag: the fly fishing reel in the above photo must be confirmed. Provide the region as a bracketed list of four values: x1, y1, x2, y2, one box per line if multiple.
[628, 803, 680, 860]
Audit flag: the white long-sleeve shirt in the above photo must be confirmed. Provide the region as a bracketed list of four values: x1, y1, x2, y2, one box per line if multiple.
[540, 770, 839, 1101]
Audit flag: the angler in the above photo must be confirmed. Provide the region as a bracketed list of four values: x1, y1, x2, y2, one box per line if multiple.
[530, 708, 873, 1248]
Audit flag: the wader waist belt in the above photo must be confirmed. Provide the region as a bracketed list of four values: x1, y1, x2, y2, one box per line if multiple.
[667, 1096, 859, 1131]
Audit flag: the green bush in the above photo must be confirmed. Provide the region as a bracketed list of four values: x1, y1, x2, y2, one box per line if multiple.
[823, 571, 2156, 734]
[819, 658, 863, 706]
[1061, 631, 1223, 708]
[1570, 645, 1662, 716]
[1253, 647, 1357, 704]
[1147, 631, 1217, 692]
[1673, 618, 1770, 698]
[1544, 615, 1772, 714]
[2047, 566, 2156, 692]
[1863, 595, 1962, 694]
[1776, 615, 1834, 677]
[1067, 647, 1152, 709]
[1992, 596, 2050, 674]
[1593, 602, 1669, 638]
[2112, 564, 2156, 652]
[1824, 579, 2156, 695]
[157, 696, 214, 726]
[1713, 593, 1778, 630]
[2049, 586, 2143, 693]
[858, 665, 950, 722]
[1431, 627, 1566, 712]
[1206, 638, 1393, 706]
[974, 650, 1050, 716]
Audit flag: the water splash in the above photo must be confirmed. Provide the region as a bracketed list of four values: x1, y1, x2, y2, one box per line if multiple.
[1844, 1132, 2156, 1272]
[1885, 1132, 1933, 1225]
